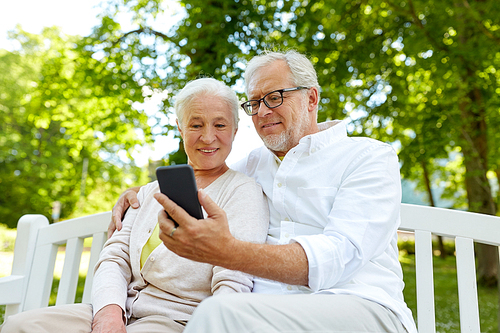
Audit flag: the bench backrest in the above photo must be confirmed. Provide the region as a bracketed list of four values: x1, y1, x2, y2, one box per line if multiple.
[399, 204, 500, 333]
[1, 204, 499, 332]
[0, 212, 110, 318]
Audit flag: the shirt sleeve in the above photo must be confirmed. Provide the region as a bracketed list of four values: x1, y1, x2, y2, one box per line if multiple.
[293, 144, 401, 292]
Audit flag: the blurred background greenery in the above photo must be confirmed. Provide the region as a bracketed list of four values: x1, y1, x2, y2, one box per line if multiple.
[0, 0, 499, 292]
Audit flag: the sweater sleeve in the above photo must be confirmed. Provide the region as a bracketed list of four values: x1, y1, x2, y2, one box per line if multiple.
[91, 185, 148, 316]
[211, 178, 270, 294]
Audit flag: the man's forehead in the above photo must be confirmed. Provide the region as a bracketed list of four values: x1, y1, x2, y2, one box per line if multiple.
[247, 63, 292, 98]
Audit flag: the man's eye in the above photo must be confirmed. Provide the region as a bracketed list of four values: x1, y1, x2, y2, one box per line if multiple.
[215, 124, 226, 128]
[267, 94, 281, 102]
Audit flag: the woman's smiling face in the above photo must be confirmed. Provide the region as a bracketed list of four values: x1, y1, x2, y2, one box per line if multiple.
[179, 94, 237, 172]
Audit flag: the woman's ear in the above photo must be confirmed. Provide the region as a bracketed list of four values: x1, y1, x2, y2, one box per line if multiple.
[176, 119, 184, 139]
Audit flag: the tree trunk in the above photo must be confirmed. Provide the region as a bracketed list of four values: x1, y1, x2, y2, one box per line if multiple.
[455, 1, 498, 287]
[459, 67, 498, 286]
[496, 169, 500, 214]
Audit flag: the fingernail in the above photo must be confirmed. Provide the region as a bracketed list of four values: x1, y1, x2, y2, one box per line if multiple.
[198, 188, 206, 197]
[132, 203, 139, 208]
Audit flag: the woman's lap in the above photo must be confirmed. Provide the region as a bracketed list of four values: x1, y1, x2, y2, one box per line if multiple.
[0, 304, 185, 333]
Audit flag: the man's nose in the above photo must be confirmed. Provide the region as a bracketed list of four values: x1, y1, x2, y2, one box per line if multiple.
[256, 101, 273, 117]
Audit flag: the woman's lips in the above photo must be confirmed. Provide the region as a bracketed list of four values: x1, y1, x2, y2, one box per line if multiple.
[199, 148, 219, 153]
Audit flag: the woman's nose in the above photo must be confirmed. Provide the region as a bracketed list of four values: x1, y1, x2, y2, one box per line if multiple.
[200, 127, 215, 143]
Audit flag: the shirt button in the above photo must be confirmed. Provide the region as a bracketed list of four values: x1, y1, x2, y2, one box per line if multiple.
[150, 257, 155, 262]
[311, 148, 317, 153]
[287, 285, 292, 291]
[284, 217, 290, 221]
[277, 183, 282, 188]
[285, 232, 290, 238]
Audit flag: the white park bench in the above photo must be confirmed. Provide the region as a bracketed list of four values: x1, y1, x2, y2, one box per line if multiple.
[0, 204, 499, 332]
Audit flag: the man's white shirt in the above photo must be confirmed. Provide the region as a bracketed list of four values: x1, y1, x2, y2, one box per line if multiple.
[231, 120, 417, 333]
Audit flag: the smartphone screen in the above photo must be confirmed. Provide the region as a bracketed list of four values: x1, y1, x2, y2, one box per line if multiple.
[156, 165, 204, 223]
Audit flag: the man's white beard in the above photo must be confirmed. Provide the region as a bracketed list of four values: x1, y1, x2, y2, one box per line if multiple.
[261, 131, 288, 152]
[261, 104, 311, 154]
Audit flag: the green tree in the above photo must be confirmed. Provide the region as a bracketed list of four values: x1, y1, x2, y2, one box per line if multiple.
[0, 27, 152, 227]
[281, 0, 500, 286]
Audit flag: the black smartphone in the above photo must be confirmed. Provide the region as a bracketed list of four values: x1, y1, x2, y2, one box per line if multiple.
[156, 165, 204, 224]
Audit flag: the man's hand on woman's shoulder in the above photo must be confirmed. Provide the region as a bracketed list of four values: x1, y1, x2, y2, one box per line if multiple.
[108, 186, 141, 239]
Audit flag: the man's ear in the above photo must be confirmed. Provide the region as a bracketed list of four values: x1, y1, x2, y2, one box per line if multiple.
[307, 87, 319, 113]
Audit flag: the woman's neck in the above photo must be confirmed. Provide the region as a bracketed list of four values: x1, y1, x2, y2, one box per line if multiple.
[193, 163, 229, 189]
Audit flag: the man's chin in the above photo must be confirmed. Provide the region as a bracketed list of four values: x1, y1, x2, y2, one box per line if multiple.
[261, 133, 287, 152]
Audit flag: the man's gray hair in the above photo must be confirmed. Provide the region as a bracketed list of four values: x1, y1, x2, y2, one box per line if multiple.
[175, 78, 239, 129]
[243, 50, 321, 98]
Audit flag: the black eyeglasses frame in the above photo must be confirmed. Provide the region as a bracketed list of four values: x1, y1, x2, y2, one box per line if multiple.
[240, 86, 309, 116]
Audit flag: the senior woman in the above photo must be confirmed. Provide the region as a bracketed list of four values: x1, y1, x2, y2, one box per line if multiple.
[0, 78, 270, 333]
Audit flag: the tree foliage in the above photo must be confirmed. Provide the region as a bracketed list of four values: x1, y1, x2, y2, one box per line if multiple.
[87, 0, 499, 211]
[0, 27, 151, 227]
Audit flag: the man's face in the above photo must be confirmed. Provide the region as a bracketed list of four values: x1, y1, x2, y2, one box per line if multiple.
[246, 60, 314, 156]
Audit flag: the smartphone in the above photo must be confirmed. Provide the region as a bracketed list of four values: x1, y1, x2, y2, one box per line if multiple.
[156, 165, 204, 225]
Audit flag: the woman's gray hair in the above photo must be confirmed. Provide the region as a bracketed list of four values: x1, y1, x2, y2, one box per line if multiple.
[243, 50, 320, 99]
[175, 78, 239, 129]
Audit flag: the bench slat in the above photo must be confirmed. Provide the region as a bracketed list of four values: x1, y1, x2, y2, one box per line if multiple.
[24, 243, 59, 311]
[455, 237, 480, 333]
[56, 237, 84, 306]
[0, 275, 24, 305]
[36, 212, 111, 246]
[400, 204, 500, 245]
[414, 230, 436, 333]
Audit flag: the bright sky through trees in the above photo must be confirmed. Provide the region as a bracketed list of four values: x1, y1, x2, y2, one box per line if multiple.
[0, 0, 262, 166]
[0, 0, 102, 50]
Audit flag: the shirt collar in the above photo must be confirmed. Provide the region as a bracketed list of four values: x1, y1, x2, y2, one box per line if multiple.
[299, 120, 346, 155]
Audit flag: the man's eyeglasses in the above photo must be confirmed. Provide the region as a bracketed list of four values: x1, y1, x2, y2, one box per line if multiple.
[240, 86, 309, 116]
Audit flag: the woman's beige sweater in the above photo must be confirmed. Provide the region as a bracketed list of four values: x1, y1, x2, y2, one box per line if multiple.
[92, 169, 269, 322]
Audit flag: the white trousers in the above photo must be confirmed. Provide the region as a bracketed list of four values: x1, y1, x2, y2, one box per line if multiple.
[184, 293, 408, 333]
[0, 303, 185, 333]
